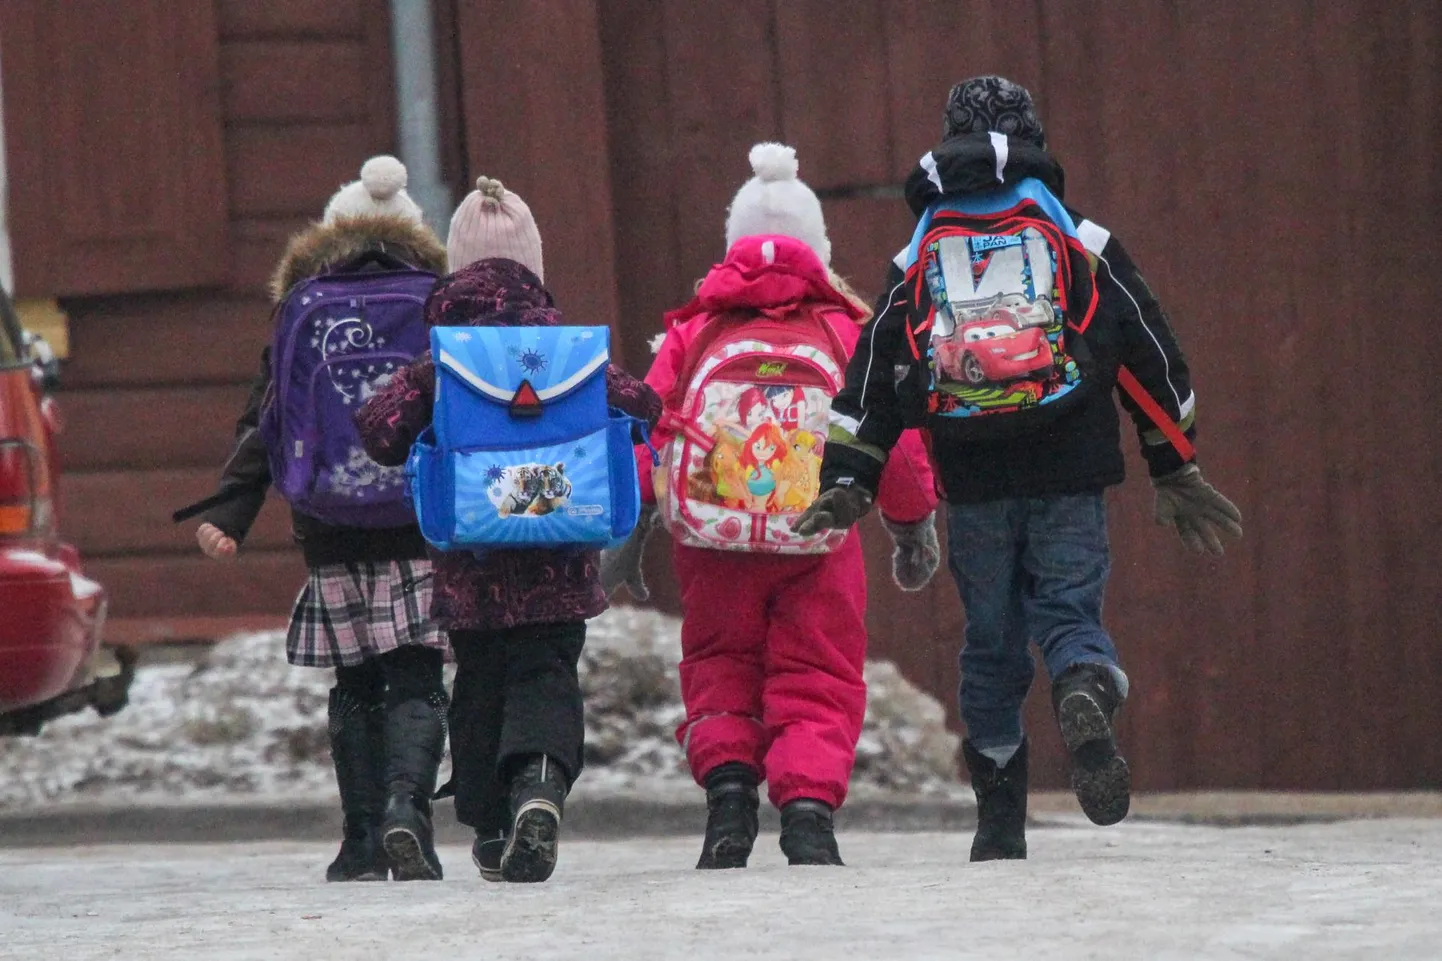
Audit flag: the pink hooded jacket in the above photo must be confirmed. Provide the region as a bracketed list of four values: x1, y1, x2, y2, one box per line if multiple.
[641, 234, 936, 524]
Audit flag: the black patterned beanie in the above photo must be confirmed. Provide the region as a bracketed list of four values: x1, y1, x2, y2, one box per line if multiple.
[943, 76, 1046, 149]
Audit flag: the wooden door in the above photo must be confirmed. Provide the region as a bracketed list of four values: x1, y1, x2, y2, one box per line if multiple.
[0, 0, 229, 296]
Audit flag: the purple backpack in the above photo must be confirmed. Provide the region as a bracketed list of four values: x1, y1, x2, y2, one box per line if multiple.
[259, 252, 435, 528]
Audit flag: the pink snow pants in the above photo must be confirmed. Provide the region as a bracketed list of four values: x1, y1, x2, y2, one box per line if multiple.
[673, 533, 869, 810]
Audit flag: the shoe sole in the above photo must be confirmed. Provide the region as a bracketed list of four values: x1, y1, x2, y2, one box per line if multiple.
[471, 847, 504, 883]
[383, 827, 442, 881]
[695, 837, 753, 870]
[969, 844, 1027, 862]
[501, 801, 560, 883]
[326, 868, 388, 882]
[784, 854, 846, 867]
[1057, 691, 1131, 826]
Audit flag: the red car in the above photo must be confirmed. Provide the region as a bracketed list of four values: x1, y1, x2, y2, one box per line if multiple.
[935, 314, 1055, 386]
[0, 287, 129, 735]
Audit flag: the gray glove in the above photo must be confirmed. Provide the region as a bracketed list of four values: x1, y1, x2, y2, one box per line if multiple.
[881, 512, 940, 592]
[600, 505, 659, 600]
[790, 485, 874, 537]
[1153, 464, 1243, 556]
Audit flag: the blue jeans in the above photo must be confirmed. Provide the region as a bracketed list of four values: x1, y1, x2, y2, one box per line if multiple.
[946, 494, 1125, 752]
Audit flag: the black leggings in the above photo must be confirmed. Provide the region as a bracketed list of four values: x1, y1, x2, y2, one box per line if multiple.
[447, 621, 586, 833]
[333, 646, 445, 708]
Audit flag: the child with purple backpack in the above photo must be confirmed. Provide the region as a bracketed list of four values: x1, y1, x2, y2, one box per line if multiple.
[191, 157, 453, 882]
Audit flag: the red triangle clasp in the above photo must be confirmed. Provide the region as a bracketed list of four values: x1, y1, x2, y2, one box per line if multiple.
[510, 379, 543, 417]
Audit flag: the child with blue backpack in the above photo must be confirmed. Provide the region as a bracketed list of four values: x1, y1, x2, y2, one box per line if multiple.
[356, 176, 662, 883]
[192, 157, 453, 882]
[795, 78, 1244, 861]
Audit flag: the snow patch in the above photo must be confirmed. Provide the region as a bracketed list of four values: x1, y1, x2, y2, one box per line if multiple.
[0, 608, 960, 810]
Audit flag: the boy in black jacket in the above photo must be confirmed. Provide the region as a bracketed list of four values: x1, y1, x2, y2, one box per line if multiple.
[796, 77, 1242, 860]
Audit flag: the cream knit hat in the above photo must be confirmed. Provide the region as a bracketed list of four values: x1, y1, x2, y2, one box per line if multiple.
[724, 143, 831, 267]
[446, 176, 544, 278]
[322, 155, 425, 225]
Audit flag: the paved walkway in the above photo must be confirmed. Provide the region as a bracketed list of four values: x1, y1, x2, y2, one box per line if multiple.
[3, 819, 1439, 960]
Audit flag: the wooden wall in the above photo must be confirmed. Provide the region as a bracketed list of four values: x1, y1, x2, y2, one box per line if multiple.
[450, 0, 1441, 790]
[1, 0, 401, 642]
[3, 0, 1437, 789]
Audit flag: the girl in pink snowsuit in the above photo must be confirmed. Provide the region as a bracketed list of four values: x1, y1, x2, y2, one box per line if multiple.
[603, 144, 938, 868]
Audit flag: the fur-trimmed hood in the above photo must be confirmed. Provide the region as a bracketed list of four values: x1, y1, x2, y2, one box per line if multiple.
[269, 214, 447, 302]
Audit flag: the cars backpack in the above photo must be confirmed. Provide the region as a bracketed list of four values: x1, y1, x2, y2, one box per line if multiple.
[654, 305, 850, 554]
[258, 251, 434, 528]
[902, 179, 1101, 438]
[407, 324, 646, 552]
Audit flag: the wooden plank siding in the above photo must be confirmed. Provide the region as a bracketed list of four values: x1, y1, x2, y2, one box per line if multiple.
[0, 1, 230, 296]
[590, 0, 1442, 791]
[15, 1, 401, 640]
[0, 0, 1432, 789]
[450, 0, 626, 361]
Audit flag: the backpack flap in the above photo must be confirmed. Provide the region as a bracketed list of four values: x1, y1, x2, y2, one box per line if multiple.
[424, 325, 639, 549]
[431, 326, 611, 448]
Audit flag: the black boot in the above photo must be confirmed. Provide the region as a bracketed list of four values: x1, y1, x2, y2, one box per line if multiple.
[379, 695, 447, 881]
[963, 738, 1028, 862]
[471, 832, 506, 883]
[325, 689, 388, 882]
[1052, 664, 1131, 826]
[779, 799, 844, 866]
[695, 763, 760, 870]
[501, 754, 568, 883]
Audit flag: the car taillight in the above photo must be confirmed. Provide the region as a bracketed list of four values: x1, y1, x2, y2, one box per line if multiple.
[0, 441, 38, 536]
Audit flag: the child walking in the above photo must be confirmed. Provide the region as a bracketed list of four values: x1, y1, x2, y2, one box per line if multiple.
[797, 77, 1244, 861]
[603, 144, 939, 868]
[356, 177, 662, 883]
[194, 157, 452, 882]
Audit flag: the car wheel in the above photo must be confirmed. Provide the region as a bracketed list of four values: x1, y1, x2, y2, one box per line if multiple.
[962, 353, 988, 385]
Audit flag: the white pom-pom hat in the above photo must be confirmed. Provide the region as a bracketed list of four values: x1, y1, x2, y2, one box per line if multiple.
[322, 155, 426, 225]
[724, 143, 831, 266]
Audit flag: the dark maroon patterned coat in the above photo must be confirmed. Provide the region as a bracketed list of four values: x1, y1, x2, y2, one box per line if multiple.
[355, 258, 661, 631]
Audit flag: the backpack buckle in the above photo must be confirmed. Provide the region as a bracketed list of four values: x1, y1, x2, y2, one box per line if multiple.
[509, 380, 543, 417]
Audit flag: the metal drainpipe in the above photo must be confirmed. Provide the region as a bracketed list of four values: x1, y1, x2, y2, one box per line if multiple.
[0, 41, 13, 295]
[389, 0, 453, 241]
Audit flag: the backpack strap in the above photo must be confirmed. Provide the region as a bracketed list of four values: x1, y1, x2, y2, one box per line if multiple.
[806, 302, 853, 369]
[1116, 366, 1196, 462]
[330, 249, 418, 274]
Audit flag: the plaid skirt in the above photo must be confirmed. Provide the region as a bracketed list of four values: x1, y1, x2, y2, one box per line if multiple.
[286, 559, 451, 668]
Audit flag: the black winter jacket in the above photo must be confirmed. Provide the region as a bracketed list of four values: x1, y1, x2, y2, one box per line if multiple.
[821, 134, 1198, 504]
[200, 215, 445, 566]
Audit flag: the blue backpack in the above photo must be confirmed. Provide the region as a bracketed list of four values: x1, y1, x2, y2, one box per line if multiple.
[407, 325, 646, 551]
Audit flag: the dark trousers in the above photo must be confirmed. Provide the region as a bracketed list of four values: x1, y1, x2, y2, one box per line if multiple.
[447, 620, 586, 833]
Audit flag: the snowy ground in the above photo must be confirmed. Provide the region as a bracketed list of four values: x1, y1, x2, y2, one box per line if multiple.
[3, 819, 1439, 960]
[0, 607, 962, 811]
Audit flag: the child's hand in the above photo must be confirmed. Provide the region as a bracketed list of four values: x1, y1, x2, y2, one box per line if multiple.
[600, 506, 658, 600]
[196, 523, 238, 560]
[791, 485, 872, 536]
[1152, 464, 1243, 556]
[881, 512, 940, 591]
